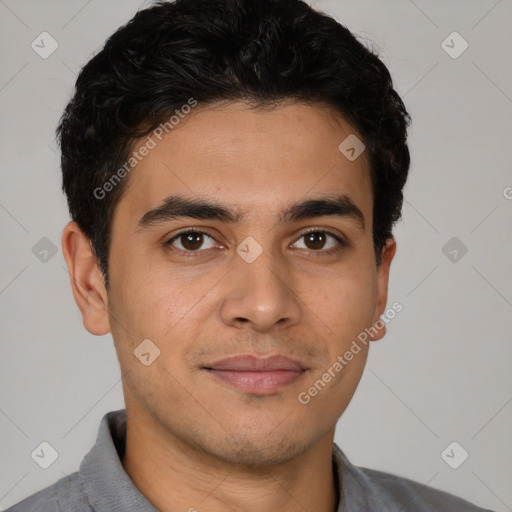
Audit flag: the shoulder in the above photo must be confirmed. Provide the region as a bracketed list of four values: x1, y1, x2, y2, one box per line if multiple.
[4, 472, 90, 512]
[333, 443, 494, 511]
[5, 483, 61, 512]
[358, 466, 494, 511]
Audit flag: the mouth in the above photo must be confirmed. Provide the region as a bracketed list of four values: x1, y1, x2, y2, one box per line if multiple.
[202, 354, 308, 395]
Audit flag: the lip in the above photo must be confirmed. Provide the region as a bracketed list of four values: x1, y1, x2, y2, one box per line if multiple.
[203, 355, 307, 394]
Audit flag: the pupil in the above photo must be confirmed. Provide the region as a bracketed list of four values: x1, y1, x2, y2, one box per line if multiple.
[183, 233, 203, 250]
[306, 232, 325, 250]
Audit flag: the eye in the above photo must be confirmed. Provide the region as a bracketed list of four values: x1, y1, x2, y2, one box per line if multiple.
[165, 228, 346, 257]
[292, 229, 345, 253]
[166, 230, 218, 253]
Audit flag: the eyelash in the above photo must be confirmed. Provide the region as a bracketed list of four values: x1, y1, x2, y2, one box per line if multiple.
[164, 228, 346, 258]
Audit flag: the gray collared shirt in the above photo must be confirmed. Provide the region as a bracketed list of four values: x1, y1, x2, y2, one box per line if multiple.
[6, 409, 494, 511]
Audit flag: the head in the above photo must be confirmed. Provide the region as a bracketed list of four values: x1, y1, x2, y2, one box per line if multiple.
[60, 0, 410, 467]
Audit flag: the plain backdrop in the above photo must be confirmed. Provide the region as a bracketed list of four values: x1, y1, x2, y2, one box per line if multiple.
[0, 0, 511, 510]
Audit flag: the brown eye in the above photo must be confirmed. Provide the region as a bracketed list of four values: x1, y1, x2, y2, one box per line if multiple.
[304, 231, 327, 250]
[167, 231, 216, 252]
[180, 232, 204, 250]
[292, 230, 345, 253]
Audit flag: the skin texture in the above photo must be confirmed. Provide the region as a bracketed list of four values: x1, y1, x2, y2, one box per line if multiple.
[62, 100, 396, 512]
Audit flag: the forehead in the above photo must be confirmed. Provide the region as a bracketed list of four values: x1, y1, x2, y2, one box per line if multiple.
[115, 101, 373, 227]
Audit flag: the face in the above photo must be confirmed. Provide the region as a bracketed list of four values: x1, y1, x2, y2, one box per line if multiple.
[67, 100, 395, 467]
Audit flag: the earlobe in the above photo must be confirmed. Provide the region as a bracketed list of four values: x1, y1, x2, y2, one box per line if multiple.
[370, 237, 397, 342]
[61, 221, 111, 336]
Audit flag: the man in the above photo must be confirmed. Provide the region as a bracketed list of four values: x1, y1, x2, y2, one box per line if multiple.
[7, 0, 494, 510]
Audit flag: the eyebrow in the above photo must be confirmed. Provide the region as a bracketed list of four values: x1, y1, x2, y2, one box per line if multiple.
[136, 194, 365, 232]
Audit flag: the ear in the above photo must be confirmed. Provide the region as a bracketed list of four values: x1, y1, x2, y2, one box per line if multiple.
[369, 237, 397, 342]
[61, 221, 111, 336]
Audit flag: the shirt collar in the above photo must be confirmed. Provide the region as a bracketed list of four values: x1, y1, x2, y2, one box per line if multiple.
[332, 443, 378, 510]
[79, 409, 159, 512]
[78, 409, 374, 512]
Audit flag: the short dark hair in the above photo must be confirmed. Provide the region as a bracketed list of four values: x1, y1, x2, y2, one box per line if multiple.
[57, 0, 411, 289]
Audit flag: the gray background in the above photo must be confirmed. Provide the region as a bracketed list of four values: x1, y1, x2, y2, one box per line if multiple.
[0, 0, 511, 510]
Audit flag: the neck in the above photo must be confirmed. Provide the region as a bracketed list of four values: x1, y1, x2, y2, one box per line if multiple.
[122, 406, 339, 512]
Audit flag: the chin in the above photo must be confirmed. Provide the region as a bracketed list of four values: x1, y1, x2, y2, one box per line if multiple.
[200, 426, 313, 468]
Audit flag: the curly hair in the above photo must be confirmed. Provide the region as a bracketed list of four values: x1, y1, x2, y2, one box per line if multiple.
[57, 0, 411, 289]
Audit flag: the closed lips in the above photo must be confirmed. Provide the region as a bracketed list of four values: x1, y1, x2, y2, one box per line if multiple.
[204, 355, 307, 372]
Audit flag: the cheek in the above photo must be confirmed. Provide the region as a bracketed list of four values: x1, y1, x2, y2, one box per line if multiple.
[109, 258, 217, 355]
[306, 259, 377, 338]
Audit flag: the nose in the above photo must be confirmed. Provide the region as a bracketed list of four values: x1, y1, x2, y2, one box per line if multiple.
[219, 244, 301, 333]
